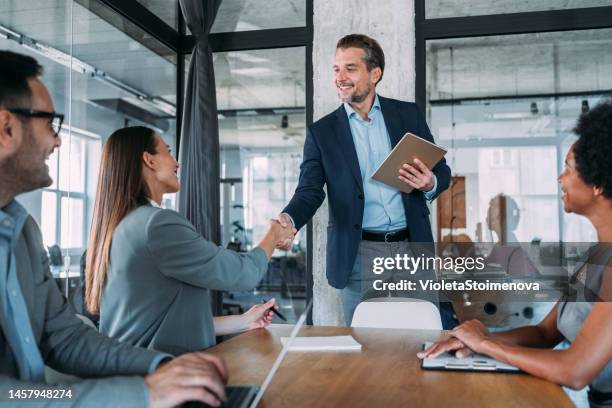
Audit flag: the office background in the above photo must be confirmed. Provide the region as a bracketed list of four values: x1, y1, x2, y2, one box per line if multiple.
[2, 0, 612, 326]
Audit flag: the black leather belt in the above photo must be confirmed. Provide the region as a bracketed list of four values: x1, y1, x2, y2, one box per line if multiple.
[362, 229, 409, 242]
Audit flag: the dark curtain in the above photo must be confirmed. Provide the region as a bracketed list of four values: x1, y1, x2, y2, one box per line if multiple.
[178, 0, 223, 243]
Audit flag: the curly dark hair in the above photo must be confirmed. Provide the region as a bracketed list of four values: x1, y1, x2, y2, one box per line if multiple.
[573, 100, 612, 198]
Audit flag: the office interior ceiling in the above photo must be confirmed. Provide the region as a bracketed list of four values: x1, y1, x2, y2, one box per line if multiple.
[428, 29, 612, 100]
[427, 0, 612, 18]
[133, 0, 305, 33]
[212, 0, 305, 33]
[2, 1, 610, 148]
[135, 0, 178, 29]
[0, 0, 176, 100]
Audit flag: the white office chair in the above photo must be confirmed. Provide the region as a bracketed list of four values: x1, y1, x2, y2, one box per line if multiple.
[351, 298, 442, 330]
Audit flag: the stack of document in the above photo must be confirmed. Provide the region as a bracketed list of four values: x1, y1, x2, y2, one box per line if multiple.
[280, 335, 362, 351]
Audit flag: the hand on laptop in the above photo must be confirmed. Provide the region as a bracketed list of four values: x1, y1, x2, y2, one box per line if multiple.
[398, 158, 435, 192]
[145, 352, 228, 408]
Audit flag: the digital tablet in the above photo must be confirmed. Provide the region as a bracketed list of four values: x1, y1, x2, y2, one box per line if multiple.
[372, 132, 447, 193]
[420, 342, 520, 373]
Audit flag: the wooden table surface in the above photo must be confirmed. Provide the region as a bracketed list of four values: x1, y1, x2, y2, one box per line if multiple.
[208, 324, 572, 408]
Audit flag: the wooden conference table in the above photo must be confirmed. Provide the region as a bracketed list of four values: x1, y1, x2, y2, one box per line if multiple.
[207, 325, 572, 408]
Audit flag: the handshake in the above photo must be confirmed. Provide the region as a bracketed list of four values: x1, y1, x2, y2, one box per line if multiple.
[268, 213, 297, 250]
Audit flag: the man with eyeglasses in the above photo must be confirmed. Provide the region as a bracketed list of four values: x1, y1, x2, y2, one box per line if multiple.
[0, 50, 228, 407]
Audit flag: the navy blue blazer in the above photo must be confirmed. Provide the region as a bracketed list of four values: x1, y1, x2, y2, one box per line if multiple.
[283, 95, 451, 289]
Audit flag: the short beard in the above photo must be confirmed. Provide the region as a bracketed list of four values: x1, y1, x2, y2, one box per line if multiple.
[1, 123, 52, 196]
[344, 84, 373, 104]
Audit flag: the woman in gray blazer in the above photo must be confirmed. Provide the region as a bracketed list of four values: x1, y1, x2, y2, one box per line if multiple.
[85, 126, 294, 355]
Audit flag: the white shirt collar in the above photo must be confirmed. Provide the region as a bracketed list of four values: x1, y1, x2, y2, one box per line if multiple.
[147, 198, 162, 208]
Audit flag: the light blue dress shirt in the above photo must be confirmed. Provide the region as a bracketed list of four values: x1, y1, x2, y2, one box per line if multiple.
[344, 95, 437, 232]
[0, 200, 45, 381]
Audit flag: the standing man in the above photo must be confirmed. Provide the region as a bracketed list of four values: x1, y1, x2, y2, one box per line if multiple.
[0, 50, 227, 408]
[278, 34, 451, 325]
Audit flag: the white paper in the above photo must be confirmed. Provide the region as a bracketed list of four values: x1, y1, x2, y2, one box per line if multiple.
[280, 335, 362, 351]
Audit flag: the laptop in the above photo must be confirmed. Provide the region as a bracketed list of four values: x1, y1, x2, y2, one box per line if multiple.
[420, 342, 519, 373]
[184, 300, 312, 408]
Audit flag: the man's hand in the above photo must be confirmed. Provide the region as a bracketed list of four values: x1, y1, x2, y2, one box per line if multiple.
[274, 213, 297, 250]
[398, 158, 434, 192]
[145, 353, 228, 408]
[256, 217, 296, 258]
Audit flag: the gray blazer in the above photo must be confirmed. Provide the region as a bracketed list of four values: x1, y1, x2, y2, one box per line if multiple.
[99, 204, 268, 355]
[0, 214, 168, 407]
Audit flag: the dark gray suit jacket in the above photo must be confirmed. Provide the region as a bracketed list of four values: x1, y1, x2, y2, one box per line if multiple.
[0, 214, 168, 407]
[99, 205, 268, 355]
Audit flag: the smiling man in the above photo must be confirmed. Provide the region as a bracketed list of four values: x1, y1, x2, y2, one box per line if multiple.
[277, 34, 452, 325]
[0, 50, 229, 408]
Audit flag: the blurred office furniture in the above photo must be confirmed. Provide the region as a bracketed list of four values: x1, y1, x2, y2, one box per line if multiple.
[47, 245, 63, 266]
[451, 298, 558, 331]
[351, 298, 442, 330]
[437, 176, 466, 242]
[66, 250, 100, 328]
[206, 325, 572, 407]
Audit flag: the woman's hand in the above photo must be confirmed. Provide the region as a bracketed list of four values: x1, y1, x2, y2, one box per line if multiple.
[449, 319, 491, 354]
[417, 337, 473, 359]
[241, 298, 277, 331]
[417, 319, 491, 360]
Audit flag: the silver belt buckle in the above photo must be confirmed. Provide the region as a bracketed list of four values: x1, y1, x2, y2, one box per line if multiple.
[384, 231, 393, 242]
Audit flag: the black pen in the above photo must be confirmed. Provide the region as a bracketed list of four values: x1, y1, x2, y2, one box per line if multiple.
[262, 299, 287, 321]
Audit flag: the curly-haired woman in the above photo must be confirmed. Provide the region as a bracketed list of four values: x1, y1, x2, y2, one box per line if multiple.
[419, 101, 612, 408]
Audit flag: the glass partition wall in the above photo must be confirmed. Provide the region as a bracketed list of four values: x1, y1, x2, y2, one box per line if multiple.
[426, 29, 612, 245]
[1, 0, 177, 296]
[211, 36, 309, 322]
[2, 0, 312, 324]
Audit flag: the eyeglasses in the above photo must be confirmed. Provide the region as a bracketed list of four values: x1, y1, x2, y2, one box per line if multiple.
[7, 108, 64, 136]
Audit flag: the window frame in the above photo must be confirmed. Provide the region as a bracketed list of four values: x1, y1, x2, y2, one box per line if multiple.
[42, 132, 96, 256]
[415, 2, 612, 243]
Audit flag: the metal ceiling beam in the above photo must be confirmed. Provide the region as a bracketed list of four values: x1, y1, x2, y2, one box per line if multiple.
[182, 27, 311, 53]
[430, 89, 612, 106]
[94, 0, 181, 52]
[420, 6, 612, 40]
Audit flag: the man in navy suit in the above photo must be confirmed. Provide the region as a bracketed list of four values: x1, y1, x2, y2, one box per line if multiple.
[277, 34, 451, 325]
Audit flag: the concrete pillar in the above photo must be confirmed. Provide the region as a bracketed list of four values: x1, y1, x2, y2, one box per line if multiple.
[311, 0, 416, 325]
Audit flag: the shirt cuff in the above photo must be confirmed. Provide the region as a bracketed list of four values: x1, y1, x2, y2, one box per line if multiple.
[283, 212, 296, 228]
[147, 353, 174, 374]
[423, 174, 438, 201]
